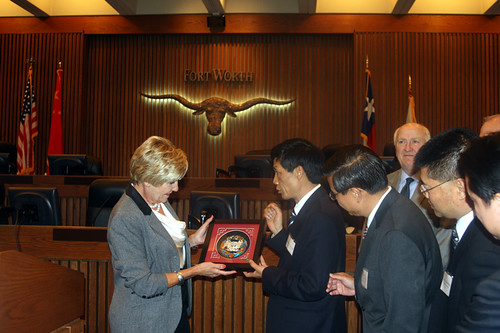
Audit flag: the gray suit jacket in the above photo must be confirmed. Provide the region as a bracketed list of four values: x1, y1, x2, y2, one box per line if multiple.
[107, 185, 191, 333]
[355, 189, 442, 333]
[387, 169, 453, 268]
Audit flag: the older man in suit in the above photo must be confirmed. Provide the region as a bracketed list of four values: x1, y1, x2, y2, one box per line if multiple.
[325, 144, 442, 333]
[388, 122, 453, 267]
[415, 128, 500, 332]
[244, 138, 347, 333]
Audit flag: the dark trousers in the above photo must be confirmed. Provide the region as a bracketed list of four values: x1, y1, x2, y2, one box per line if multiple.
[174, 281, 190, 333]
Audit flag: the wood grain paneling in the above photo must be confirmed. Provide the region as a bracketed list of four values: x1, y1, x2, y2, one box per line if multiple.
[0, 225, 361, 333]
[83, 34, 353, 177]
[0, 33, 84, 175]
[354, 32, 500, 153]
[2, 29, 499, 177]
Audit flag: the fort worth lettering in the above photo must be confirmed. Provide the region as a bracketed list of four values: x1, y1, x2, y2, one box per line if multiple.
[184, 69, 254, 82]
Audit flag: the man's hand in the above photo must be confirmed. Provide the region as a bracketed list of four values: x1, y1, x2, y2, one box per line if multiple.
[243, 256, 268, 279]
[326, 272, 356, 296]
[263, 203, 283, 235]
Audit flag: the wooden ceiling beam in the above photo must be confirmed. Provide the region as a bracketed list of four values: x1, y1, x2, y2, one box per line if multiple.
[485, 0, 500, 15]
[202, 0, 225, 15]
[10, 0, 49, 17]
[105, 0, 138, 15]
[298, 0, 317, 14]
[392, 0, 415, 15]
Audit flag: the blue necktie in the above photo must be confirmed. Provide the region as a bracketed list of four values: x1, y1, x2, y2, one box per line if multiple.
[400, 177, 414, 198]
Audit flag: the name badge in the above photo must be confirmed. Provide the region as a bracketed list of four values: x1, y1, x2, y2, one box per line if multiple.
[361, 268, 369, 289]
[440, 272, 453, 297]
[286, 234, 296, 255]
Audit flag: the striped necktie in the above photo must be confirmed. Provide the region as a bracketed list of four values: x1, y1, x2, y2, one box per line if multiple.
[289, 211, 297, 227]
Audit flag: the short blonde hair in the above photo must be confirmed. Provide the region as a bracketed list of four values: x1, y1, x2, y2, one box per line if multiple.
[129, 136, 188, 186]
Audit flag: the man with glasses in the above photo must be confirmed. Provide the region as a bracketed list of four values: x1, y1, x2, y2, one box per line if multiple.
[415, 128, 500, 333]
[388, 122, 453, 267]
[325, 144, 442, 333]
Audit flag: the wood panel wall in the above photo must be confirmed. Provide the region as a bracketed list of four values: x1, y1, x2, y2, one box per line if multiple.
[354, 32, 500, 148]
[1, 18, 499, 177]
[0, 33, 84, 174]
[81, 34, 353, 177]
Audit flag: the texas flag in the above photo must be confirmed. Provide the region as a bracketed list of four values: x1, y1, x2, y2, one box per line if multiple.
[361, 68, 376, 153]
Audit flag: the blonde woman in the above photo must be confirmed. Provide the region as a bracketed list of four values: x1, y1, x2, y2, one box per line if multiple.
[108, 136, 235, 332]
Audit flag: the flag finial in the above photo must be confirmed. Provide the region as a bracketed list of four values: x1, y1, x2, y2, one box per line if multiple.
[365, 55, 369, 69]
[409, 75, 412, 91]
[57, 61, 62, 69]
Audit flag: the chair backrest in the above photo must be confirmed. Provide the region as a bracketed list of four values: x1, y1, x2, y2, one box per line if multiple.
[189, 191, 240, 221]
[0, 142, 17, 174]
[86, 178, 129, 227]
[7, 187, 61, 226]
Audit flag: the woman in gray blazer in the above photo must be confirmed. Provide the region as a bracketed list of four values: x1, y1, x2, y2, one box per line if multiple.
[107, 136, 235, 333]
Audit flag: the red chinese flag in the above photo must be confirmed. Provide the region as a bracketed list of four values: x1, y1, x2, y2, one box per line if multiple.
[47, 67, 63, 173]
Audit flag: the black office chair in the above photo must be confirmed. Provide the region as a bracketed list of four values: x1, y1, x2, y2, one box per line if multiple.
[0, 181, 10, 224]
[188, 191, 240, 229]
[0, 142, 17, 174]
[86, 178, 129, 227]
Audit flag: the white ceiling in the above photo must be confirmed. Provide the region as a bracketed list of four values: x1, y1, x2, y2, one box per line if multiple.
[2, 0, 500, 17]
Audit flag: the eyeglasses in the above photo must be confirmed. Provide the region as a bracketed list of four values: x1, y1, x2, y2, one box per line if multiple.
[420, 180, 454, 195]
[329, 191, 338, 201]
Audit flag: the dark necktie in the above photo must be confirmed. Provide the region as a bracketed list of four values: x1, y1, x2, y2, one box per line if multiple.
[289, 211, 297, 227]
[400, 177, 414, 198]
[450, 227, 459, 254]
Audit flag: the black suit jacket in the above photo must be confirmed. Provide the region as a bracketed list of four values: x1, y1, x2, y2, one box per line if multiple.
[355, 189, 442, 333]
[455, 269, 500, 332]
[429, 218, 500, 332]
[263, 187, 347, 333]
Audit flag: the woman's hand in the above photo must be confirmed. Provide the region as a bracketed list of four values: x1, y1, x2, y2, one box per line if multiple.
[191, 262, 237, 278]
[189, 215, 213, 248]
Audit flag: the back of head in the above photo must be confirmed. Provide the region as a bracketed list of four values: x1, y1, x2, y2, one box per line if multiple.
[323, 144, 388, 194]
[480, 114, 500, 137]
[130, 136, 188, 186]
[415, 127, 477, 182]
[459, 133, 500, 204]
[271, 138, 324, 184]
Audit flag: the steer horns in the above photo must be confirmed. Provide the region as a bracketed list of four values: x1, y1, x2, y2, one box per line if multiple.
[140, 93, 294, 136]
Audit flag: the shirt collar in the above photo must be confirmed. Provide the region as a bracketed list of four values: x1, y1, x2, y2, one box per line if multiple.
[455, 210, 474, 240]
[367, 186, 392, 229]
[293, 184, 321, 215]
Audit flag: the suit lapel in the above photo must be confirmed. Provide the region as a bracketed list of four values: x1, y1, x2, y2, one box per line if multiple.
[447, 217, 478, 273]
[289, 188, 323, 234]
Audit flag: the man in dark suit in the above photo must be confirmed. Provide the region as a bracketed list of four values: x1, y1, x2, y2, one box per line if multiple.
[324, 144, 442, 333]
[415, 128, 500, 332]
[388, 122, 453, 267]
[244, 138, 347, 333]
[454, 133, 500, 332]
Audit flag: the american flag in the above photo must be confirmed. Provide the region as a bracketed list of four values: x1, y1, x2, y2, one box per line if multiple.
[17, 65, 38, 175]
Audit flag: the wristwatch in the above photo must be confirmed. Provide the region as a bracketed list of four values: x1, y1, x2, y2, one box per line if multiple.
[176, 271, 185, 286]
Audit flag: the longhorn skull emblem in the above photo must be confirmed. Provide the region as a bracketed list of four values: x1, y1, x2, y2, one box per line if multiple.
[140, 93, 294, 136]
